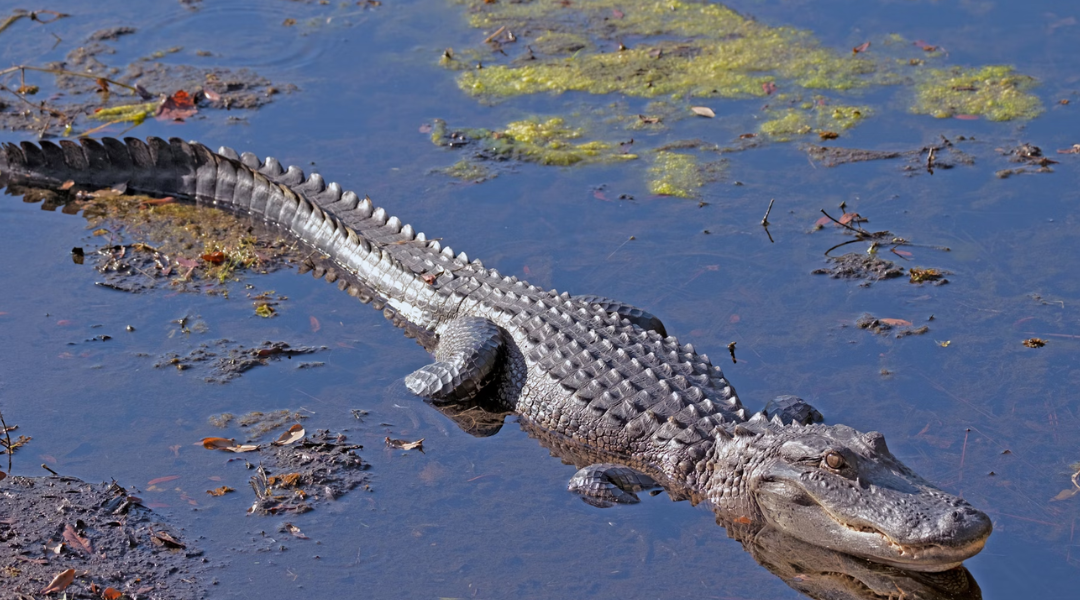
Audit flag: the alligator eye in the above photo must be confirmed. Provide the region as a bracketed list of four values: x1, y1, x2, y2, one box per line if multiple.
[823, 451, 845, 470]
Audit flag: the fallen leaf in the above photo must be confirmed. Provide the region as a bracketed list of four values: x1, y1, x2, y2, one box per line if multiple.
[40, 568, 75, 594]
[155, 89, 198, 121]
[284, 523, 309, 539]
[690, 106, 715, 118]
[206, 486, 234, 496]
[818, 130, 839, 140]
[954, 114, 979, 120]
[63, 523, 93, 555]
[175, 256, 199, 269]
[272, 424, 306, 446]
[200, 251, 226, 265]
[201, 437, 259, 453]
[59, 180, 75, 190]
[879, 318, 912, 327]
[150, 530, 185, 549]
[103, 588, 123, 600]
[1051, 488, 1079, 501]
[732, 516, 752, 524]
[852, 41, 871, 54]
[1022, 338, 1046, 348]
[385, 437, 425, 452]
[738, 133, 756, 139]
[0, 471, 5, 481]
[148, 475, 180, 486]
[762, 81, 777, 95]
[309, 315, 321, 333]
[892, 249, 913, 257]
[838, 212, 863, 225]
[913, 39, 937, 51]
[611, 8, 624, 18]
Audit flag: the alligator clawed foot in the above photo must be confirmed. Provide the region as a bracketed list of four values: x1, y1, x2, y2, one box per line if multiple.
[568, 463, 658, 508]
[405, 316, 503, 402]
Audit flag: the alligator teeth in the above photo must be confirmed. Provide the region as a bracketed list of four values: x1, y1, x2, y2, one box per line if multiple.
[218, 146, 240, 160]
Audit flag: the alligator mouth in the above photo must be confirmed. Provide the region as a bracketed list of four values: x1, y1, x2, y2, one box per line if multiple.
[826, 508, 988, 572]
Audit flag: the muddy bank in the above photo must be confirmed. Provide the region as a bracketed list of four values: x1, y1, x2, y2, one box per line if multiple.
[0, 476, 208, 599]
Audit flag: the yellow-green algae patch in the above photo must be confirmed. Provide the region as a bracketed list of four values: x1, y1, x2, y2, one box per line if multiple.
[912, 66, 1042, 121]
[431, 117, 637, 166]
[455, 0, 876, 100]
[646, 151, 726, 198]
[760, 103, 869, 140]
[449, 0, 1041, 124]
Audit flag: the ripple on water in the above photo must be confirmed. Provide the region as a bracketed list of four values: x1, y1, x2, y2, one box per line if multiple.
[140, 0, 350, 72]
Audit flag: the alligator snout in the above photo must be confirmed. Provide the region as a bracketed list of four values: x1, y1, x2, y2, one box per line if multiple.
[936, 506, 992, 547]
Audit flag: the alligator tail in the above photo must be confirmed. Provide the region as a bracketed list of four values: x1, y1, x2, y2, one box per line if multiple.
[0, 137, 451, 330]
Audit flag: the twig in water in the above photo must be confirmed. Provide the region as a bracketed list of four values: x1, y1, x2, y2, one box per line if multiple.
[606, 235, 635, 260]
[42, 463, 58, 476]
[760, 198, 775, 227]
[0, 409, 12, 475]
[819, 209, 865, 235]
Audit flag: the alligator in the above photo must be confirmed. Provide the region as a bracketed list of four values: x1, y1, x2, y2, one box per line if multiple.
[0, 137, 992, 572]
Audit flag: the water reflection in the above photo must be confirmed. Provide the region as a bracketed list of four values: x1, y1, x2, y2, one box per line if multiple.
[428, 397, 981, 600]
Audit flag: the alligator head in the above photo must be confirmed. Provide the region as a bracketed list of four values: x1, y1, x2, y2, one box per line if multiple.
[707, 419, 991, 572]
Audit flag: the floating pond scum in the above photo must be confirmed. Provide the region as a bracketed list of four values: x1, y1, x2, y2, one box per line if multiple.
[434, 0, 1044, 196]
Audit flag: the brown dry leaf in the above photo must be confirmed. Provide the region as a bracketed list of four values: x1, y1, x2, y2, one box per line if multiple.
[40, 568, 75, 594]
[690, 106, 715, 118]
[0, 471, 5, 482]
[385, 437, 425, 452]
[284, 523, 309, 539]
[852, 41, 871, 54]
[59, 180, 75, 190]
[879, 318, 912, 327]
[838, 212, 863, 225]
[762, 81, 777, 95]
[206, 486, 234, 496]
[201, 437, 259, 452]
[200, 251, 226, 265]
[272, 424, 306, 446]
[150, 530, 186, 549]
[309, 315, 321, 333]
[103, 588, 123, 600]
[63, 523, 92, 555]
[156, 90, 197, 121]
[1051, 488, 1079, 501]
[818, 130, 839, 140]
[1022, 338, 1046, 348]
[148, 475, 180, 486]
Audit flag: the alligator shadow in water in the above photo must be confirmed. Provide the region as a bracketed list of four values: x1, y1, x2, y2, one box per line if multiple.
[428, 396, 982, 600]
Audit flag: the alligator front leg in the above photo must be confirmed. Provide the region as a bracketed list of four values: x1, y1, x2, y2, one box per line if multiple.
[405, 316, 503, 402]
[568, 463, 658, 508]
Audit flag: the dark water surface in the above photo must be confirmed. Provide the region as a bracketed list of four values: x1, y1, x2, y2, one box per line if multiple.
[1, 1, 1078, 598]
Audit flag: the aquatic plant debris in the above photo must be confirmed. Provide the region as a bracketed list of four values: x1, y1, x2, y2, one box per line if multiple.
[442, 0, 1043, 162]
[431, 117, 637, 166]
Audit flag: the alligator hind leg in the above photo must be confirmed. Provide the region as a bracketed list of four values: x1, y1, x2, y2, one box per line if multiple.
[405, 316, 503, 402]
[569, 463, 658, 508]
